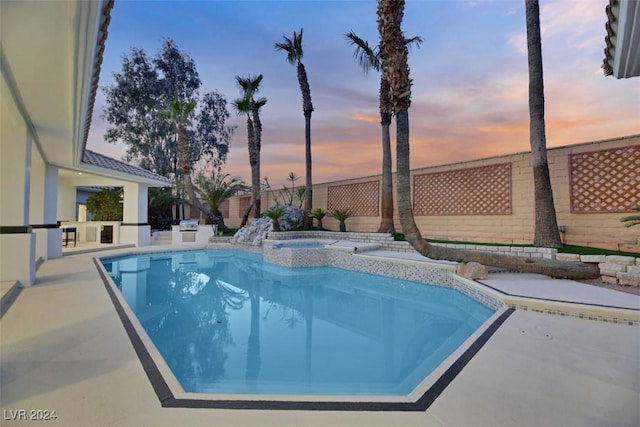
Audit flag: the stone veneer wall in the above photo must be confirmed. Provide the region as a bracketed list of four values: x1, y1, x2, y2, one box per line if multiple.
[222, 135, 639, 252]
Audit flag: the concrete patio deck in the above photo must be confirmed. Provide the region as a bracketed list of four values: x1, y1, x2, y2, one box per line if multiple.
[1, 244, 638, 426]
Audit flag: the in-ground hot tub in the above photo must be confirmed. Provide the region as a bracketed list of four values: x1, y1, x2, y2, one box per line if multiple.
[263, 239, 337, 267]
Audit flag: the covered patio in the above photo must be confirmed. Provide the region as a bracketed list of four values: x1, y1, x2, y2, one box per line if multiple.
[0, 0, 169, 286]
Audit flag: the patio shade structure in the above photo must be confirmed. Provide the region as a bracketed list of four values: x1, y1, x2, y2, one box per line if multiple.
[0, 0, 170, 286]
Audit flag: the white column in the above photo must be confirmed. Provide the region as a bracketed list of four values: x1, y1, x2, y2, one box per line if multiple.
[56, 176, 77, 222]
[30, 152, 62, 261]
[43, 164, 62, 258]
[0, 123, 35, 285]
[120, 183, 150, 246]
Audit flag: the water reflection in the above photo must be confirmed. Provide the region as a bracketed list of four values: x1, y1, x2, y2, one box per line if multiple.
[104, 250, 493, 395]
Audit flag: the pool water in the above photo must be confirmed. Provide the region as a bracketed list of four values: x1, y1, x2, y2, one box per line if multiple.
[102, 250, 494, 396]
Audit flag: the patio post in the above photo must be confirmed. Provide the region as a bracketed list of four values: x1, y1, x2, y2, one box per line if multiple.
[30, 160, 62, 261]
[0, 126, 36, 285]
[121, 183, 150, 246]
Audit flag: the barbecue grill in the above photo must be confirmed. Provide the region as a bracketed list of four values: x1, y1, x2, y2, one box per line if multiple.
[179, 219, 199, 231]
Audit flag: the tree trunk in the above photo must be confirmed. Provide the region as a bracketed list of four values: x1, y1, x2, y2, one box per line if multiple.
[251, 108, 263, 219]
[251, 162, 261, 219]
[303, 113, 313, 229]
[378, 0, 594, 279]
[297, 59, 314, 229]
[183, 174, 228, 233]
[378, 118, 396, 234]
[210, 206, 228, 230]
[526, 0, 562, 248]
[246, 115, 261, 220]
[240, 201, 254, 228]
[394, 109, 598, 280]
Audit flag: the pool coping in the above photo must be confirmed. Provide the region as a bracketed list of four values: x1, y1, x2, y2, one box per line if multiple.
[92, 242, 639, 412]
[93, 255, 513, 411]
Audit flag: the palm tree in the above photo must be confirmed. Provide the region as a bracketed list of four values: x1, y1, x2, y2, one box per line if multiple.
[345, 31, 422, 235]
[162, 96, 196, 178]
[275, 28, 314, 228]
[526, 0, 562, 249]
[264, 206, 285, 232]
[377, 0, 597, 279]
[309, 208, 327, 230]
[233, 75, 267, 226]
[161, 96, 226, 230]
[194, 170, 247, 230]
[331, 209, 353, 232]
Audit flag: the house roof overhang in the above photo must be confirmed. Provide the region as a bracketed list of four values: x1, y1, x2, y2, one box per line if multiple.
[1, 0, 169, 187]
[603, 0, 640, 78]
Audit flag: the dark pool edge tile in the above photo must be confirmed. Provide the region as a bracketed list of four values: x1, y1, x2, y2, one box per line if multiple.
[93, 258, 175, 403]
[414, 308, 514, 411]
[94, 256, 513, 412]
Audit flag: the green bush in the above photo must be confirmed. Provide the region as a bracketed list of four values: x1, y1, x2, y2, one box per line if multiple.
[86, 188, 123, 221]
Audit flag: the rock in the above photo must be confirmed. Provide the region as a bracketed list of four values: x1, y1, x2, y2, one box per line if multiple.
[457, 262, 488, 280]
[231, 205, 306, 246]
[230, 217, 272, 246]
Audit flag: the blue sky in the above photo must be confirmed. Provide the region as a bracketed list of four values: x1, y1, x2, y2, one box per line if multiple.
[87, 0, 640, 187]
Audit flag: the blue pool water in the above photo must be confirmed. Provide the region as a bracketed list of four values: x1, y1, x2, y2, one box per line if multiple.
[102, 250, 494, 396]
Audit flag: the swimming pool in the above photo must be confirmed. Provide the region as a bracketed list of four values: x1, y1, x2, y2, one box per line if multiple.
[101, 249, 495, 397]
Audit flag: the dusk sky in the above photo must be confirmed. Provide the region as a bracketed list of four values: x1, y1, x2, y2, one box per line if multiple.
[86, 0, 640, 188]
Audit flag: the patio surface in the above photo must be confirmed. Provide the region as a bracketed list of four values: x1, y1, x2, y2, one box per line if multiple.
[1, 244, 639, 426]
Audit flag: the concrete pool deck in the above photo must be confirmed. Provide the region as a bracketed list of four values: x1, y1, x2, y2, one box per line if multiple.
[1, 244, 639, 426]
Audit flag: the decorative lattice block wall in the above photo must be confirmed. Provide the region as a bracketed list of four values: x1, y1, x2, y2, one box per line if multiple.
[570, 145, 639, 213]
[327, 180, 380, 217]
[413, 163, 512, 215]
[219, 200, 229, 218]
[238, 196, 253, 217]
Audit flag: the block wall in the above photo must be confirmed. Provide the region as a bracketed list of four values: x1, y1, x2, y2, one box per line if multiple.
[225, 135, 640, 251]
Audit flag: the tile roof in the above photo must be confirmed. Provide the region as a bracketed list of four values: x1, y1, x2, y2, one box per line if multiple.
[77, 1, 170, 186]
[602, 0, 618, 76]
[83, 0, 115, 151]
[82, 150, 172, 184]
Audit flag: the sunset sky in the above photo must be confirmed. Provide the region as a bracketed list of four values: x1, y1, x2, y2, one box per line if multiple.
[86, 0, 640, 188]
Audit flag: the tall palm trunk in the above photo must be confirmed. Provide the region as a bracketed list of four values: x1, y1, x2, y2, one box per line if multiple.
[526, 0, 562, 248]
[233, 74, 266, 226]
[177, 117, 227, 231]
[275, 30, 313, 228]
[304, 114, 312, 228]
[241, 116, 257, 228]
[298, 61, 314, 229]
[379, 0, 597, 279]
[379, 78, 395, 234]
[178, 123, 190, 176]
[251, 109, 263, 219]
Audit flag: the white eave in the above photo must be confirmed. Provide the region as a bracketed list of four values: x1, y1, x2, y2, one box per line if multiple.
[603, 0, 640, 78]
[1, 0, 169, 187]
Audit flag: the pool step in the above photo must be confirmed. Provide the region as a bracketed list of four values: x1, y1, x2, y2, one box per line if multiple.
[0, 280, 22, 319]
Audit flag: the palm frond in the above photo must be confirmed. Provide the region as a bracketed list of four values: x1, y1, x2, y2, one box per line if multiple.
[275, 29, 304, 65]
[621, 206, 640, 227]
[345, 31, 380, 74]
[194, 170, 247, 209]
